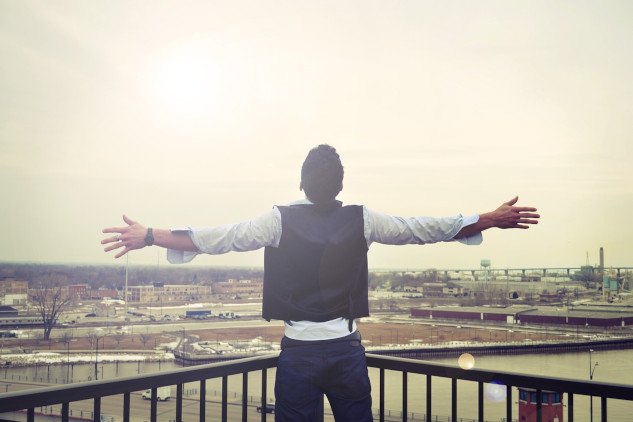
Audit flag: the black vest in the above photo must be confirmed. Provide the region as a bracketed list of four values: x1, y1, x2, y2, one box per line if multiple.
[262, 202, 369, 325]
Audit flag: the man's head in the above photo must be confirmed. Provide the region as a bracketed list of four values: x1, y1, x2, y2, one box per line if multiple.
[301, 144, 344, 204]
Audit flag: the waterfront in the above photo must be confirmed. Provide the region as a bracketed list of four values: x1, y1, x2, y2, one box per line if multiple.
[1, 347, 631, 421]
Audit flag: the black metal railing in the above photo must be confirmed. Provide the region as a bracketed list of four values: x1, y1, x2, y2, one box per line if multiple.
[1, 353, 632, 422]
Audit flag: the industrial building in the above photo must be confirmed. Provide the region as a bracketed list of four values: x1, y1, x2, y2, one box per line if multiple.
[411, 305, 633, 327]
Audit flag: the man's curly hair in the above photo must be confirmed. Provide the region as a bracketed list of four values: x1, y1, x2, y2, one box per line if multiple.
[301, 144, 344, 204]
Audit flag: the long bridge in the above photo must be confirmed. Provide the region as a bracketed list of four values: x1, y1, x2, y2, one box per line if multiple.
[374, 266, 633, 278]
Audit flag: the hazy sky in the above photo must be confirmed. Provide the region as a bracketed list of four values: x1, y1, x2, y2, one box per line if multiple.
[1, 1, 631, 271]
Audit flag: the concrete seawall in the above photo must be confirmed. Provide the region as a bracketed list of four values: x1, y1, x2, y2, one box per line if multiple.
[173, 337, 633, 365]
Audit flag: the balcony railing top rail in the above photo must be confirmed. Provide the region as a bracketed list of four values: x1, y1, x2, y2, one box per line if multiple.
[0, 354, 279, 413]
[366, 354, 633, 401]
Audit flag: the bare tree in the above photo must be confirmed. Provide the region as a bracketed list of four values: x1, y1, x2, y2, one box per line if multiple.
[139, 333, 152, 349]
[31, 273, 74, 340]
[86, 332, 98, 349]
[113, 332, 126, 348]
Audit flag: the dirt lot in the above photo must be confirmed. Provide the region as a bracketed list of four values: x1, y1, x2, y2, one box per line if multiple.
[2, 320, 564, 353]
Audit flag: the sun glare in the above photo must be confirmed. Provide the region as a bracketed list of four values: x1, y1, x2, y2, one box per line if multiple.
[143, 44, 221, 119]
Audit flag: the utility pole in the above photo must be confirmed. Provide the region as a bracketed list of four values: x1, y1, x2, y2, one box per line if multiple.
[95, 337, 102, 381]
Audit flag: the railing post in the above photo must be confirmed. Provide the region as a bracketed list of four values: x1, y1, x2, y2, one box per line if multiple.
[200, 379, 206, 422]
[477, 381, 483, 422]
[123, 392, 130, 422]
[601, 396, 607, 422]
[62, 402, 69, 422]
[221, 375, 228, 422]
[505, 384, 512, 422]
[242, 372, 248, 422]
[536, 389, 542, 422]
[379, 368, 385, 422]
[402, 371, 408, 422]
[452, 378, 457, 422]
[261, 368, 267, 422]
[176, 384, 183, 422]
[150, 387, 157, 422]
[426, 374, 432, 422]
[93, 397, 101, 422]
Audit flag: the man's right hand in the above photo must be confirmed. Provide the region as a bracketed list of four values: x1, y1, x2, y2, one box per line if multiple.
[455, 196, 540, 239]
[490, 196, 540, 229]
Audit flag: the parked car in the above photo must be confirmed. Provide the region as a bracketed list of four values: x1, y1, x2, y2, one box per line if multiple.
[257, 403, 275, 414]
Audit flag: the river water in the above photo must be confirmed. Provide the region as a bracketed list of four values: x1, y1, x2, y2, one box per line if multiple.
[2, 348, 631, 421]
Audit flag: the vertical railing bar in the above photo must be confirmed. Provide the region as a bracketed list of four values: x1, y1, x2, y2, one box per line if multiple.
[451, 378, 457, 422]
[27, 408, 34, 422]
[261, 368, 267, 422]
[123, 391, 130, 422]
[200, 379, 206, 422]
[93, 397, 101, 422]
[317, 393, 324, 422]
[221, 375, 228, 422]
[402, 371, 408, 422]
[478, 381, 483, 422]
[61, 402, 69, 422]
[505, 384, 512, 422]
[150, 387, 157, 422]
[567, 393, 574, 422]
[536, 389, 542, 422]
[176, 384, 183, 422]
[426, 374, 432, 421]
[242, 372, 248, 422]
[601, 396, 607, 422]
[380, 368, 385, 422]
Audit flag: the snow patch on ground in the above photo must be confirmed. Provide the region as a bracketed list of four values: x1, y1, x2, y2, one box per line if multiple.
[0, 351, 175, 366]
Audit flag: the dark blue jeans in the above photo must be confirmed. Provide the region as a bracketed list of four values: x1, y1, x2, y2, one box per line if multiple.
[274, 331, 373, 422]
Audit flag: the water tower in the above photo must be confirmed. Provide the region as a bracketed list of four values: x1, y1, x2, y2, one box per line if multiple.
[480, 259, 492, 282]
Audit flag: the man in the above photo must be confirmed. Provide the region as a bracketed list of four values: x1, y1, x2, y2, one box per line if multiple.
[102, 144, 539, 421]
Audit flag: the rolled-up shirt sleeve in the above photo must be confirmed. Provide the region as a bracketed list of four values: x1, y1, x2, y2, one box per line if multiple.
[167, 207, 282, 264]
[364, 207, 482, 247]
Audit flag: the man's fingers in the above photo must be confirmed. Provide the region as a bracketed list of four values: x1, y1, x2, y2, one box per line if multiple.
[114, 247, 130, 259]
[102, 226, 127, 234]
[505, 196, 519, 206]
[520, 219, 539, 225]
[515, 207, 538, 213]
[517, 212, 540, 218]
[100, 235, 120, 245]
[103, 242, 124, 253]
[123, 214, 137, 226]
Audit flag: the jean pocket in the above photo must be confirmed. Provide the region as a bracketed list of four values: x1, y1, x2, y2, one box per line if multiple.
[275, 352, 316, 406]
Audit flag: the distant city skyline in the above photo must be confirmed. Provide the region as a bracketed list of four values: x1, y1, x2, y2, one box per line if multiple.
[1, 1, 632, 270]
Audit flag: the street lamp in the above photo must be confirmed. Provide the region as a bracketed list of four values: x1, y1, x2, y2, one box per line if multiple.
[589, 349, 599, 422]
[66, 341, 70, 383]
[589, 349, 599, 379]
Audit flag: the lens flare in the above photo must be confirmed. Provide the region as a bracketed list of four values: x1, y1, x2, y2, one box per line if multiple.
[485, 381, 507, 403]
[458, 353, 475, 369]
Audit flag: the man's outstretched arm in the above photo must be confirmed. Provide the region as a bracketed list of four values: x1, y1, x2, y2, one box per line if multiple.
[101, 215, 198, 259]
[455, 196, 540, 239]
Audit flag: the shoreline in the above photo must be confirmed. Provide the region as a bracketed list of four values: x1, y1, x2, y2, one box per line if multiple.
[2, 336, 633, 368]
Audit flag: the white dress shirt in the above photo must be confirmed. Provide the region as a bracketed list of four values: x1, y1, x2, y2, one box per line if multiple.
[167, 199, 482, 340]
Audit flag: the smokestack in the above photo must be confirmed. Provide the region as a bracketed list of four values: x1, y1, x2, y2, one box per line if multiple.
[600, 247, 605, 298]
